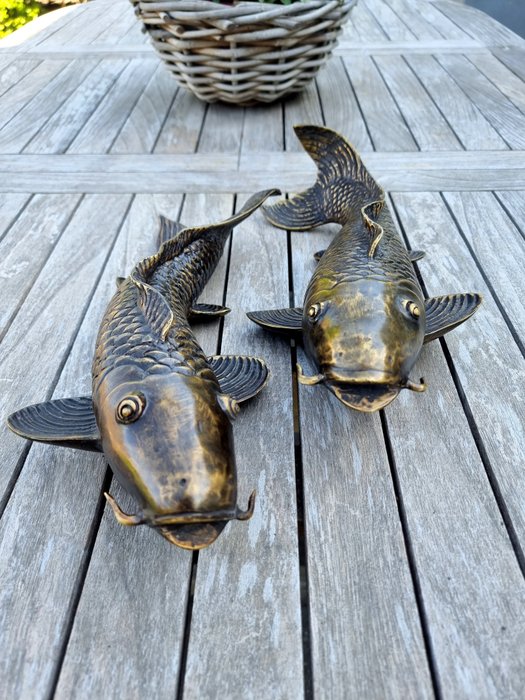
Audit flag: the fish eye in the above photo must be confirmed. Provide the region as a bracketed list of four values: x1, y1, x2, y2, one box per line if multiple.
[402, 300, 421, 320]
[307, 303, 323, 322]
[116, 393, 146, 424]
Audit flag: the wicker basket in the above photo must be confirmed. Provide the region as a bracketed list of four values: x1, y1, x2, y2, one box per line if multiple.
[131, 0, 356, 105]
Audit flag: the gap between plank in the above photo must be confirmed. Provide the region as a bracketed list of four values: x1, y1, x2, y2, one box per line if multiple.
[439, 193, 525, 358]
[46, 467, 113, 700]
[379, 411, 443, 700]
[287, 226, 315, 700]
[390, 194, 525, 581]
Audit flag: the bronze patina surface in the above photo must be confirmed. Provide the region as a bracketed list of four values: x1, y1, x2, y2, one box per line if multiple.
[8, 190, 278, 550]
[248, 125, 482, 413]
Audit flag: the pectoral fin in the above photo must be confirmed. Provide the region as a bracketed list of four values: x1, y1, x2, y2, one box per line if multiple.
[208, 355, 269, 402]
[314, 250, 325, 262]
[190, 303, 230, 321]
[409, 250, 425, 263]
[7, 396, 101, 452]
[424, 293, 482, 343]
[246, 308, 303, 338]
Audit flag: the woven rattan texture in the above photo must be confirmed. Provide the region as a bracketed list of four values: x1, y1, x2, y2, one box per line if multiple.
[132, 0, 356, 104]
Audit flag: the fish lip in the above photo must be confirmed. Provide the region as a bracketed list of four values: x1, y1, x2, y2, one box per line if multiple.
[104, 491, 255, 533]
[324, 368, 399, 385]
[158, 522, 227, 550]
[325, 380, 401, 412]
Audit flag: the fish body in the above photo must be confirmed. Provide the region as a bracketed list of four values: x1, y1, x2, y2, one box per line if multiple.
[8, 190, 278, 549]
[248, 126, 481, 412]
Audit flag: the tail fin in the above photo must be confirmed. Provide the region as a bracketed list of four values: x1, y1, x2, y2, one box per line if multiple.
[264, 125, 384, 231]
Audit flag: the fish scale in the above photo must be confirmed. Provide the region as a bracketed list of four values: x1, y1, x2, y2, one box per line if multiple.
[92, 231, 228, 393]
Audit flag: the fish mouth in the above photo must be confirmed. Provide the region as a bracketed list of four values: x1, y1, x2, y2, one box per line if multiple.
[104, 491, 256, 550]
[158, 522, 227, 550]
[325, 375, 426, 412]
[324, 368, 399, 385]
[327, 381, 401, 412]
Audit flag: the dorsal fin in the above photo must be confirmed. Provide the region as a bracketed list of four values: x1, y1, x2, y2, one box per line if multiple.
[361, 200, 385, 258]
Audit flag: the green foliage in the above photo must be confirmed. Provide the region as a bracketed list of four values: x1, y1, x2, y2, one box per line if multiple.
[0, 0, 41, 38]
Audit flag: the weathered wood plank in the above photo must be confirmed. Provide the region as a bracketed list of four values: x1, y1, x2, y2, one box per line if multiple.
[25, 59, 129, 154]
[467, 53, 525, 117]
[389, 192, 525, 699]
[110, 63, 177, 155]
[0, 195, 132, 698]
[433, 0, 525, 47]
[495, 191, 525, 244]
[2, 151, 525, 193]
[183, 93, 303, 699]
[1, 39, 498, 59]
[403, 0, 470, 39]
[0, 193, 32, 240]
[349, 1, 388, 40]
[405, 53, 507, 150]
[198, 102, 245, 154]
[493, 48, 525, 82]
[241, 103, 283, 154]
[393, 190, 525, 551]
[53, 194, 193, 700]
[153, 88, 207, 154]
[285, 89, 433, 700]
[0, 59, 99, 154]
[0, 57, 41, 98]
[67, 58, 158, 154]
[41, 0, 121, 47]
[284, 82, 323, 151]
[373, 54, 462, 150]
[0, 59, 69, 133]
[436, 54, 525, 149]
[442, 191, 525, 342]
[384, 0, 443, 39]
[316, 58, 373, 152]
[0, 193, 82, 338]
[344, 55, 418, 151]
[361, 0, 416, 40]
[183, 206, 304, 700]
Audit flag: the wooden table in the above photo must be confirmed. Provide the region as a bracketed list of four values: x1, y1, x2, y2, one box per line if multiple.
[1, 0, 524, 697]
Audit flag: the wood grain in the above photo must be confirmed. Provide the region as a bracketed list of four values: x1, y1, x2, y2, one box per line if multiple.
[373, 54, 462, 151]
[285, 91, 433, 700]
[405, 53, 507, 151]
[437, 54, 525, 149]
[393, 190, 525, 550]
[0, 194, 132, 697]
[25, 59, 129, 154]
[344, 55, 418, 151]
[390, 191, 525, 699]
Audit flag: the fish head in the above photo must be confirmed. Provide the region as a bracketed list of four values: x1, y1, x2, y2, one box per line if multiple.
[95, 369, 254, 550]
[302, 279, 426, 411]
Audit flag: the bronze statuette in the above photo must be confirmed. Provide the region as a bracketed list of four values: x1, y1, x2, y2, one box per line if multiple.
[8, 190, 279, 550]
[248, 125, 481, 412]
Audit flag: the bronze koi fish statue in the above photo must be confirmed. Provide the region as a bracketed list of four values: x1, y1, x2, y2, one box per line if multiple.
[248, 126, 481, 412]
[7, 189, 279, 550]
